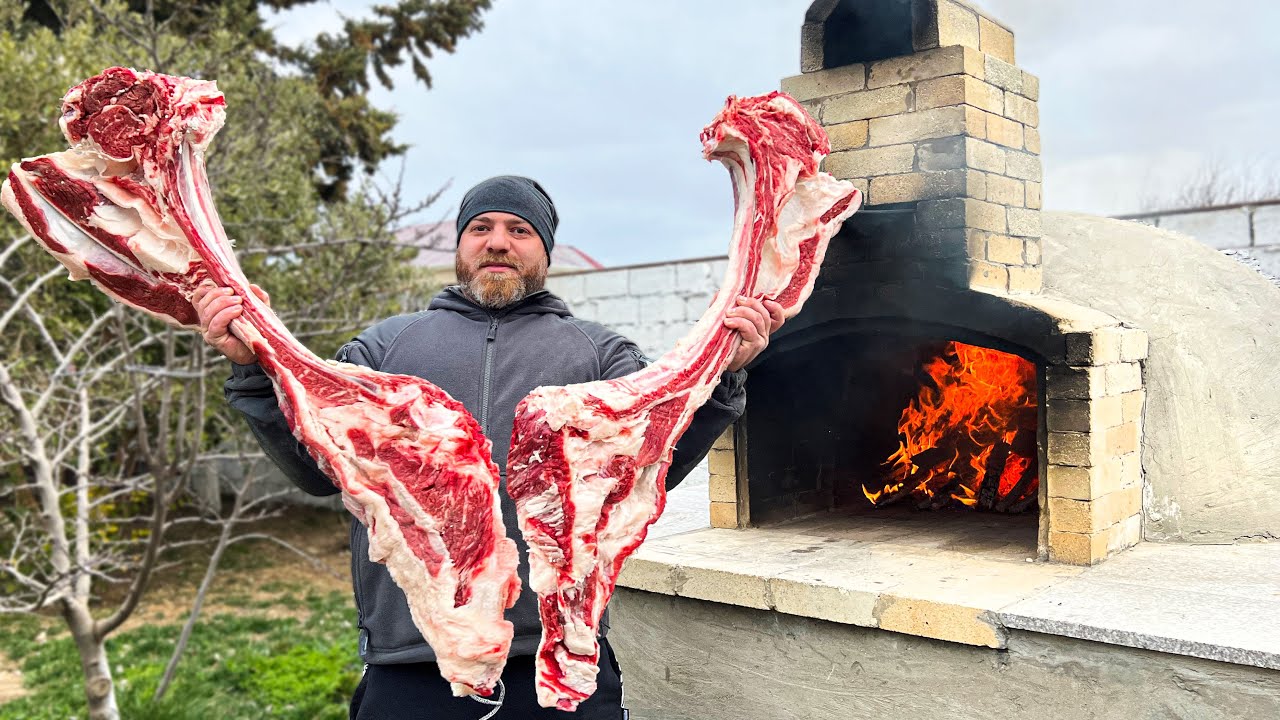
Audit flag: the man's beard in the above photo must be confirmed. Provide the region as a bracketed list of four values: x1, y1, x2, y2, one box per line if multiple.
[456, 252, 548, 310]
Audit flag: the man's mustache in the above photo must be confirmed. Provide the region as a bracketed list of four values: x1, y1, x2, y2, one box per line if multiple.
[474, 254, 521, 270]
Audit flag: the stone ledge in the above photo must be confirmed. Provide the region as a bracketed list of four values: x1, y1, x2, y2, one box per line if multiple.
[618, 527, 1280, 672]
[618, 525, 1079, 649]
[1000, 544, 1280, 671]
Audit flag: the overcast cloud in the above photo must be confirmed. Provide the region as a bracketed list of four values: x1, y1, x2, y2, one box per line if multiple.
[273, 1, 1280, 266]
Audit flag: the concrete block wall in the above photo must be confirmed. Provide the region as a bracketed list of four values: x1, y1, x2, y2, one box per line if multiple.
[1117, 201, 1280, 279]
[546, 258, 728, 358]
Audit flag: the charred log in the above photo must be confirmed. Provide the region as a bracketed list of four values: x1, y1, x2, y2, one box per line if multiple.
[977, 441, 1012, 511]
[872, 447, 953, 507]
[996, 460, 1039, 513]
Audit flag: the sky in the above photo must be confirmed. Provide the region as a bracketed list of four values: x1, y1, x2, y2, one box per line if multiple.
[271, 1, 1280, 267]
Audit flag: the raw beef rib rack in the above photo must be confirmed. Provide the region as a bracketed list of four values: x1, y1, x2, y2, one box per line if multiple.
[1, 67, 520, 697]
[506, 91, 863, 710]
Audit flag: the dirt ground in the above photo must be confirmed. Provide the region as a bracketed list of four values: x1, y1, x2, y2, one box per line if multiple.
[118, 507, 353, 632]
[0, 659, 22, 705]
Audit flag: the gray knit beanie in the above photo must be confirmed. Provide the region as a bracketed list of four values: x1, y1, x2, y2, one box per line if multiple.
[456, 176, 558, 263]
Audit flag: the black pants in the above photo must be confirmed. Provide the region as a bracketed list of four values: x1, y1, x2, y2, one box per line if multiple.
[351, 637, 626, 719]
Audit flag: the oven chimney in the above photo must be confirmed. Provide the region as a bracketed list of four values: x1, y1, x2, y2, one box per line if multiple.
[784, 0, 1043, 294]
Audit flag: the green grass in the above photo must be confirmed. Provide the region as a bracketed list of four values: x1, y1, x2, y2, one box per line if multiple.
[0, 591, 360, 720]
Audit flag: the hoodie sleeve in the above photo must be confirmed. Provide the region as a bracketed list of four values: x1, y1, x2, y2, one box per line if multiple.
[223, 340, 376, 497]
[596, 332, 746, 492]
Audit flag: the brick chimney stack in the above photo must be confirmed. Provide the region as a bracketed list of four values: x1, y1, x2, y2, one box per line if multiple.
[783, 0, 1044, 294]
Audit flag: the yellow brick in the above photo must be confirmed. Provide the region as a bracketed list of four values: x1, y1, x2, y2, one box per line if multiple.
[965, 229, 990, 259]
[1105, 362, 1143, 395]
[1073, 336, 1119, 370]
[1047, 455, 1127, 501]
[1046, 464, 1092, 501]
[965, 105, 988, 140]
[914, 75, 965, 111]
[868, 46, 983, 89]
[1050, 485, 1142, 534]
[868, 105, 967, 146]
[965, 169, 988, 199]
[986, 174, 1025, 206]
[926, 197, 1007, 232]
[986, 233, 1024, 264]
[824, 84, 913, 123]
[1048, 498, 1092, 535]
[915, 75, 1004, 114]
[1048, 530, 1099, 565]
[780, 64, 867, 102]
[936, 0, 981, 49]
[827, 120, 869, 151]
[978, 16, 1016, 63]
[1021, 71, 1041, 101]
[1107, 514, 1142, 554]
[986, 113, 1025, 149]
[1004, 92, 1040, 127]
[709, 502, 740, 529]
[708, 472, 737, 504]
[708, 448, 736, 478]
[1047, 431, 1102, 467]
[1121, 391, 1145, 424]
[1007, 265, 1042, 294]
[966, 138, 1006, 173]
[1046, 396, 1124, 434]
[1024, 237, 1042, 264]
[1046, 366, 1108, 400]
[825, 144, 916, 179]
[1050, 512, 1142, 566]
[1119, 329, 1150, 361]
[1024, 126, 1042, 153]
[1105, 422, 1141, 456]
[1025, 181, 1043, 209]
[968, 261, 1009, 291]
[870, 169, 973, 205]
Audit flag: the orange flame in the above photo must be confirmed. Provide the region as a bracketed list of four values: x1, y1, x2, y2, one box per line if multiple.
[863, 341, 1038, 511]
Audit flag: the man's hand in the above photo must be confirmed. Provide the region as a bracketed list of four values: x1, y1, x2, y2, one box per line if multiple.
[724, 296, 785, 372]
[192, 283, 270, 365]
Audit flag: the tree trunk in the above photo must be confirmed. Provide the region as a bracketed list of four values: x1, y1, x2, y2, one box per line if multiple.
[153, 513, 235, 701]
[64, 602, 119, 720]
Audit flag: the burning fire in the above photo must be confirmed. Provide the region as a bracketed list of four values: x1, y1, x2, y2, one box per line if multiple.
[863, 341, 1039, 512]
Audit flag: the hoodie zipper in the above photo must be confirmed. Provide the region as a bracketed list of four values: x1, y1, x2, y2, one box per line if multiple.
[480, 315, 500, 434]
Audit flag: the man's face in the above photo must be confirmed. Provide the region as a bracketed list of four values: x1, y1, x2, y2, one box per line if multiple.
[455, 212, 549, 309]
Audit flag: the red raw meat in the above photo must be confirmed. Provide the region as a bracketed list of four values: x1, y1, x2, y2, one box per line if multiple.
[1, 67, 520, 696]
[506, 91, 862, 709]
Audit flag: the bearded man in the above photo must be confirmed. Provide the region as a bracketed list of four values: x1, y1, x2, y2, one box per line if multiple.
[194, 176, 784, 719]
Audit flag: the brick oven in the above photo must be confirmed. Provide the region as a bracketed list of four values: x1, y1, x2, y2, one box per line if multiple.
[701, 0, 1147, 566]
[568, 3, 1280, 717]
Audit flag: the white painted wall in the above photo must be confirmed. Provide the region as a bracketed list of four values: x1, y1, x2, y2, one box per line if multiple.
[547, 257, 729, 358]
[1123, 202, 1280, 280]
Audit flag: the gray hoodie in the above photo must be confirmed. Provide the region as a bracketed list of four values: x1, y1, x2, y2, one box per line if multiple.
[224, 286, 745, 664]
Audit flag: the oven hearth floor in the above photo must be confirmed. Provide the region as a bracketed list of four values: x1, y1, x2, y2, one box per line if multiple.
[619, 515, 1280, 672]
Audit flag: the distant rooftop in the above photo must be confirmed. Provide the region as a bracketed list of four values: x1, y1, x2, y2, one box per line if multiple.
[396, 221, 605, 270]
